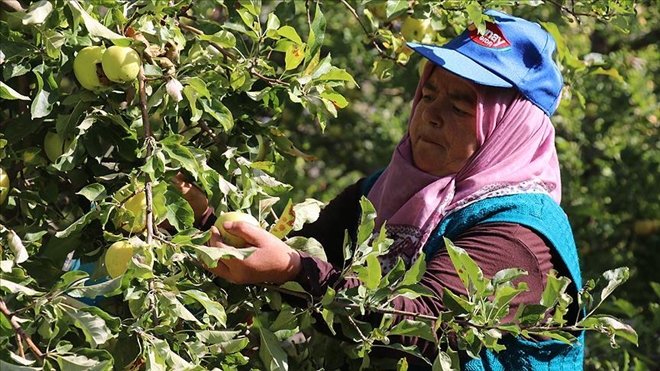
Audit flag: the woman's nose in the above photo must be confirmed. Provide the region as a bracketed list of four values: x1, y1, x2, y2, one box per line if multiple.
[422, 99, 446, 127]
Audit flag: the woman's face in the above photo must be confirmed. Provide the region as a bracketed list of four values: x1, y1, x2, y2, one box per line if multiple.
[409, 66, 479, 177]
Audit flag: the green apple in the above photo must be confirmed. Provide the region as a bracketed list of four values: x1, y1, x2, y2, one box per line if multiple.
[113, 189, 147, 233]
[101, 46, 141, 83]
[0, 168, 10, 205]
[43, 131, 73, 163]
[105, 240, 134, 278]
[400, 17, 432, 42]
[214, 211, 260, 248]
[73, 46, 106, 91]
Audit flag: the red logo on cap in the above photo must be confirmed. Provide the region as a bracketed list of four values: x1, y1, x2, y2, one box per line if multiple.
[469, 23, 511, 50]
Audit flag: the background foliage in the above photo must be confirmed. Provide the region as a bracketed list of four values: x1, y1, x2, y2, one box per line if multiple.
[0, 0, 657, 370]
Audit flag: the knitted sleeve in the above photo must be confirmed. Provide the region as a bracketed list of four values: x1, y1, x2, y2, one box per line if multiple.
[294, 222, 561, 363]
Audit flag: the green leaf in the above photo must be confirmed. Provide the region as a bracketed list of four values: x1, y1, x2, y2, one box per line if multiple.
[444, 238, 486, 297]
[357, 196, 377, 246]
[160, 188, 195, 231]
[526, 330, 576, 344]
[317, 67, 358, 86]
[514, 304, 549, 326]
[30, 71, 55, 119]
[0, 279, 42, 296]
[389, 319, 436, 342]
[355, 253, 381, 290]
[400, 254, 427, 286]
[160, 291, 200, 324]
[146, 337, 194, 370]
[284, 43, 305, 71]
[43, 30, 65, 59]
[189, 244, 255, 269]
[159, 135, 201, 176]
[181, 289, 227, 325]
[285, 236, 327, 261]
[597, 267, 630, 306]
[22, 0, 53, 25]
[292, 198, 324, 231]
[68, 0, 129, 42]
[278, 25, 303, 45]
[0, 360, 42, 370]
[67, 276, 123, 299]
[580, 315, 638, 347]
[55, 209, 100, 238]
[200, 98, 234, 131]
[198, 30, 236, 48]
[491, 283, 528, 320]
[0, 81, 30, 100]
[590, 67, 625, 83]
[61, 306, 113, 348]
[432, 350, 458, 371]
[321, 308, 336, 335]
[305, 4, 326, 67]
[441, 288, 472, 315]
[77, 183, 107, 202]
[258, 328, 289, 371]
[55, 354, 112, 371]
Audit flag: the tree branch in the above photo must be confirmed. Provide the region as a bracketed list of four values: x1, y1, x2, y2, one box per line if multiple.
[0, 298, 45, 362]
[338, 0, 400, 64]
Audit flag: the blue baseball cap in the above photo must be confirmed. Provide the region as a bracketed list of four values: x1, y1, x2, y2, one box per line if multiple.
[407, 9, 563, 117]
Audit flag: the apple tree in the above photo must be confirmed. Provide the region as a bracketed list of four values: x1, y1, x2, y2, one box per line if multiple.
[0, 0, 643, 370]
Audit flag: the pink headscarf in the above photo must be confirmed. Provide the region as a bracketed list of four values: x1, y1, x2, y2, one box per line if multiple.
[367, 63, 561, 271]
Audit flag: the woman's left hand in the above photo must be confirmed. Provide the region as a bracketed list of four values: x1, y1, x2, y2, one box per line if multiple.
[205, 221, 302, 285]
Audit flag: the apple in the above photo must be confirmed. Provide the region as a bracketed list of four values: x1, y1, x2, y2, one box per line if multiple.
[105, 240, 134, 278]
[73, 46, 106, 91]
[0, 168, 10, 205]
[113, 189, 147, 233]
[43, 131, 73, 163]
[101, 46, 141, 83]
[214, 211, 260, 248]
[400, 17, 432, 42]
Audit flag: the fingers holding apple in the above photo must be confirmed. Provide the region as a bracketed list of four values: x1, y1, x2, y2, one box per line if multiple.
[214, 211, 261, 248]
[206, 214, 302, 284]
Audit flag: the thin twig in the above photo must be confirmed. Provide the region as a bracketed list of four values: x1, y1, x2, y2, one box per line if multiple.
[138, 63, 159, 326]
[338, 0, 399, 63]
[0, 298, 45, 362]
[177, 22, 238, 62]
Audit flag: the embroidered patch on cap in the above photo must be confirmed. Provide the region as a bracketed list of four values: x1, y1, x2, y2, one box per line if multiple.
[468, 23, 511, 50]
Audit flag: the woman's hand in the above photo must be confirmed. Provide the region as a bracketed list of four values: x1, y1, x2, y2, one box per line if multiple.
[206, 220, 302, 285]
[171, 173, 210, 223]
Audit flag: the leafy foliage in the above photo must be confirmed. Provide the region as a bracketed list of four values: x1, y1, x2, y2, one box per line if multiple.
[0, 0, 654, 370]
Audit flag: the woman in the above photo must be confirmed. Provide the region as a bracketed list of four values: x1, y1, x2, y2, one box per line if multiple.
[187, 9, 584, 370]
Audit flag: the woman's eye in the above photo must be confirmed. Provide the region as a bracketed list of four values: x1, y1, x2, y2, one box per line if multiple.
[452, 105, 467, 115]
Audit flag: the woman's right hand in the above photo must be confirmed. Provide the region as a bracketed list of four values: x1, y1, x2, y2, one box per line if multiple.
[171, 172, 210, 223]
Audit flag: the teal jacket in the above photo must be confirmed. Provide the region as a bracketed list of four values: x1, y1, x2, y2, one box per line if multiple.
[363, 174, 584, 370]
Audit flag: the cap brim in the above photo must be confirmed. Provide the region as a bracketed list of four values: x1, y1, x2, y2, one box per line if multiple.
[407, 42, 513, 88]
